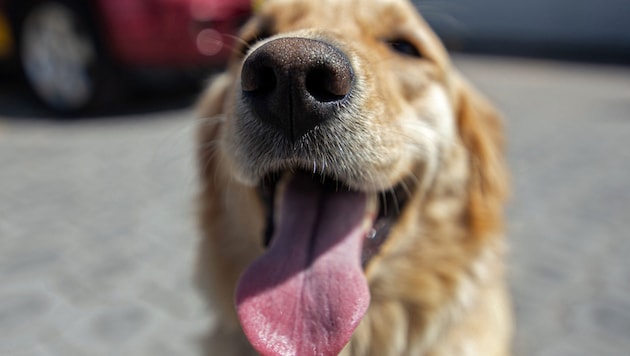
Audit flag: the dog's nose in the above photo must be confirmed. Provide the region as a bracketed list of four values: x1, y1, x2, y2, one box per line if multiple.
[241, 37, 354, 142]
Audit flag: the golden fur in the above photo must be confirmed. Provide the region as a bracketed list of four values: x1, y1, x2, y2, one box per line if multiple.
[195, 0, 511, 354]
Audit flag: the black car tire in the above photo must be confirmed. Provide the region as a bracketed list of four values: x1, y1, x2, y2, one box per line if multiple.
[13, 0, 120, 114]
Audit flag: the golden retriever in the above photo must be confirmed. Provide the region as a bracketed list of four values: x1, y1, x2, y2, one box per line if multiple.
[195, 0, 511, 355]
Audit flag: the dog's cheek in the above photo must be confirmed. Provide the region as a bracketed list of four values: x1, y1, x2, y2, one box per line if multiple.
[198, 72, 269, 189]
[419, 84, 457, 142]
[218, 126, 259, 187]
[388, 84, 458, 192]
[397, 61, 440, 103]
[196, 73, 235, 119]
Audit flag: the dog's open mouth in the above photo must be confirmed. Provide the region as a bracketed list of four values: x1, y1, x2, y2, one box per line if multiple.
[235, 171, 409, 355]
[258, 171, 408, 267]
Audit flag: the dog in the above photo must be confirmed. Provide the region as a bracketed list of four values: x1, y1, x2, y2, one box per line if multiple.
[195, 0, 511, 354]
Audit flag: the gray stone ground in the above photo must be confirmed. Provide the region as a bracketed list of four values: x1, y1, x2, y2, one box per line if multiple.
[1, 55, 629, 356]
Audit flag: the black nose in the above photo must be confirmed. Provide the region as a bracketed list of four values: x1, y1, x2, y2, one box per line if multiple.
[241, 37, 354, 142]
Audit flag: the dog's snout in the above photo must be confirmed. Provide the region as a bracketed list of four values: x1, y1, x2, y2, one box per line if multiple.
[241, 37, 354, 142]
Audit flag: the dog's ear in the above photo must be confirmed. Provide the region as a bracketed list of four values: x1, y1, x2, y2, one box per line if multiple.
[452, 75, 509, 236]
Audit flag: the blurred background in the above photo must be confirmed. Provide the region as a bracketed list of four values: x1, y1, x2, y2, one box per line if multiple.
[0, 0, 629, 355]
[0, 0, 251, 114]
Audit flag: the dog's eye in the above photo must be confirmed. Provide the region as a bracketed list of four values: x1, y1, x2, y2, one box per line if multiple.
[387, 39, 421, 58]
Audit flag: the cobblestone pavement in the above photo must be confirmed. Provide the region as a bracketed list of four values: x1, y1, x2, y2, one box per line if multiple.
[1, 55, 629, 356]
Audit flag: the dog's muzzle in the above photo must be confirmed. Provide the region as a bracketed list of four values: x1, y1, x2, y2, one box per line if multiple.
[233, 36, 414, 356]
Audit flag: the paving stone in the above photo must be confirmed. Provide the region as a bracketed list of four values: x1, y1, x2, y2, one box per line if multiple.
[88, 305, 152, 346]
[536, 337, 625, 356]
[568, 296, 630, 350]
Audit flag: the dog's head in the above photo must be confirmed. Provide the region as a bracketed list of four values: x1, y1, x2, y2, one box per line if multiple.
[197, 0, 507, 354]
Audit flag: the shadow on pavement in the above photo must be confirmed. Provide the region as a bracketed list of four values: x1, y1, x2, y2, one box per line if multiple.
[0, 72, 205, 122]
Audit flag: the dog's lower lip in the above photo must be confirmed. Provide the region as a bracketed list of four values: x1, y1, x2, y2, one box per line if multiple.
[257, 171, 409, 266]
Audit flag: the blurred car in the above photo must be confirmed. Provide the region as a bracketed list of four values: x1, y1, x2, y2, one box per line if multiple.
[0, 0, 251, 113]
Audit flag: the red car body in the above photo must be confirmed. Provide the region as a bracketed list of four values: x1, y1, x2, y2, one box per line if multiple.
[94, 0, 251, 68]
[0, 0, 251, 70]
[0, 0, 251, 112]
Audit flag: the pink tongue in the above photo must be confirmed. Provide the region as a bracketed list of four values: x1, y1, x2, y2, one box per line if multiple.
[236, 173, 371, 356]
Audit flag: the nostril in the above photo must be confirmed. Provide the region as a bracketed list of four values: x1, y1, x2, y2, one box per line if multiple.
[242, 64, 277, 94]
[305, 67, 352, 103]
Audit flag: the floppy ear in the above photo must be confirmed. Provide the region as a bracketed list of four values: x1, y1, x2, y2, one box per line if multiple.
[452, 75, 509, 237]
